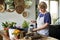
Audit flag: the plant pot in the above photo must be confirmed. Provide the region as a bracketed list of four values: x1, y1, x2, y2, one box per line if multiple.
[8, 28, 15, 40]
[23, 28, 28, 33]
[4, 27, 9, 37]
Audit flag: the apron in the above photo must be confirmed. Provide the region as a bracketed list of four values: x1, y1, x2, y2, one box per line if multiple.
[37, 16, 49, 36]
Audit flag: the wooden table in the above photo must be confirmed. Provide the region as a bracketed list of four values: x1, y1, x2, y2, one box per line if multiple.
[19, 33, 58, 40]
[20, 37, 58, 40]
[0, 30, 58, 40]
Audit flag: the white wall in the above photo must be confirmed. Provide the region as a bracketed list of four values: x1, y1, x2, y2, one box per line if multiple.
[59, 0, 60, 18]
[58, 0, 60, 22]
[0, 0, 35, 30]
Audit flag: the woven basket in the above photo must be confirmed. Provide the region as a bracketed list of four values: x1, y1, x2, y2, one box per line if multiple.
[14, 0, 25, 6]
[15, 5, 25, 14]
[0, 4, 5, 12]
[22, 11, 28, 18]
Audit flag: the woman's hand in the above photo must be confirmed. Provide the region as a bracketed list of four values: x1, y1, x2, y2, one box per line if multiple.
[33, 28, 37, 32]
[31, 20, 36, 23]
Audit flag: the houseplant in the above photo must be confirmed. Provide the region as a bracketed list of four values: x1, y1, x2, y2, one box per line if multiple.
[2, 21, 16, 28]
[2, 21, 16, 37]
[22, 20, 29, 32]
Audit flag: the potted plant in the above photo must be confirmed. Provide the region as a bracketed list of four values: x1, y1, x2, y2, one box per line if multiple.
[2, 21, 9, 30]
[2, 21, 16, 28]
[22, 20, 29, 32]
[2, 21, 16, 37]
[8, 22, 16, 28]
[2, 21, 9, 36]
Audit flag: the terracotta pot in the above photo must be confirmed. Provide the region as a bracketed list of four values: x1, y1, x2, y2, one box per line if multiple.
[4, 28, 9, 37]
[4, 27, 9, 30]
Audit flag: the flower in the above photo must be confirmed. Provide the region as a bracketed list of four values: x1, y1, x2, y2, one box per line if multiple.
[12, 29, 21, 36]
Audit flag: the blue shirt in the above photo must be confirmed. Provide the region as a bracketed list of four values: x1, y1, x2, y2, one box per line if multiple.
[38, 12, 51, 24]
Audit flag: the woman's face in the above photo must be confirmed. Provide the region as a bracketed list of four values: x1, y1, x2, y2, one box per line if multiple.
[40, 8, 46, 12]
[38, 5, 46, 12]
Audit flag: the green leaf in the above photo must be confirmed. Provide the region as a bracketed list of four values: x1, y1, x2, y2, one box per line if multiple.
[22, 20, 29, 28]
[2, 21, 16, 28]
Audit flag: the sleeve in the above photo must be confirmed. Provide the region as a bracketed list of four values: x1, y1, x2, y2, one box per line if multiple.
[44, 12, 51, 24]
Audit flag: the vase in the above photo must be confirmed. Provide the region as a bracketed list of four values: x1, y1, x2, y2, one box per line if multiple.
[4, 27, 9, 37]
[9, 28, 16, 39]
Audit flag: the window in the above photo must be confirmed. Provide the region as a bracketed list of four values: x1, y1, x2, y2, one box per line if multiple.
[50, 1, 58, 24]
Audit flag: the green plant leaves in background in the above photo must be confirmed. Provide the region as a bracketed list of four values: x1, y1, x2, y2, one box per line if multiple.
[22, 20, 29, 28]
[2, 21, 16, 28]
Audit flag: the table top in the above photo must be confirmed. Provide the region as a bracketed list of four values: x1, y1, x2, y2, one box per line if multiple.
[0, 30, 59, 40]
[19, 37, 58, 40]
